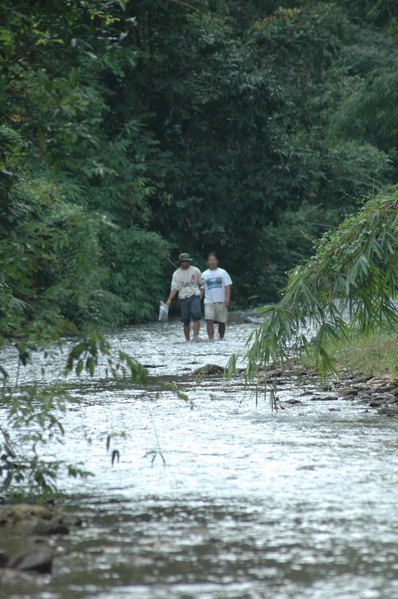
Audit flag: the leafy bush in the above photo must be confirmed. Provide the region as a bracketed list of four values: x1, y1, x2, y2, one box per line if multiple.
[100, 225, 171, 323]
[243, 187, 398, 380]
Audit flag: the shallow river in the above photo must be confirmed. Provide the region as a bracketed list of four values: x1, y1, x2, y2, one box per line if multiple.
[2, 316, 398, 599]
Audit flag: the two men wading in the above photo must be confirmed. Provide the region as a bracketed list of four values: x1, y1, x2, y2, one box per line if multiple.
[166, 252, 232, 342]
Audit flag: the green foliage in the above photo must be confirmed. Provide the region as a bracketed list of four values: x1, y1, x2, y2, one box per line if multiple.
[0, 172, 112, 349]
[226, 135, 392, 305]
[100, 226, 171, 322]
[331, 68, 398, 154]
[103, 0, 394, 303]
[251, 206, 325, 304]
[245, 187, 398, 380]
[327, 11, 398, 178]
[3, 0, 398, 309]
[0, 0, 135, 166]
[325, 331, 398, 376]
[335, 0, 398, 29]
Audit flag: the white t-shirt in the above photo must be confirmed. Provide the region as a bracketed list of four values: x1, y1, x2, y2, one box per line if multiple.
[202, 267, 232, 303]
[171, 266, 204, 299]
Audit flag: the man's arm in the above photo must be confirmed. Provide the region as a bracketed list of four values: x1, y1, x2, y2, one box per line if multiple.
[224, 284, 231, 306]
[166, 270, 181, 306]
[166, 289, 177, 306]
[199, 270, 206, 300]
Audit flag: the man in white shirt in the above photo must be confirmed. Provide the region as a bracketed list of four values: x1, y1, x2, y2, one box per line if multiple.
[201, 252, 232, 340]
[166, 253, 205, 341]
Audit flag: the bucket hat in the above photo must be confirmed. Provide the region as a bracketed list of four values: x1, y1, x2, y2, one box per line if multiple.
[178, 252, 193, 262]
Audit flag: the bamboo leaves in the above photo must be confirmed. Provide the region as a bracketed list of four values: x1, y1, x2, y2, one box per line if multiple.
[246, 188, 398, 380]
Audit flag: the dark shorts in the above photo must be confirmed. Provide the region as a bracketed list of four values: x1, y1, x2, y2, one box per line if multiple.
[180, 295, 201, 325]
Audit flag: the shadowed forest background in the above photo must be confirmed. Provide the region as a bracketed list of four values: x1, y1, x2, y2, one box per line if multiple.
[2, 0, 398, 337]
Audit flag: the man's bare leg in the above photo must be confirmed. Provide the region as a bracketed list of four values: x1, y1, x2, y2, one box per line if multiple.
[184, 324, 190, 340]
[206, 320, 215, 340]
[193, 319, 200, 338]
[218, 322, 226, 339]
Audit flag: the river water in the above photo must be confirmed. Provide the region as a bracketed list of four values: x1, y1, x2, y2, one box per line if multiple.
[2, 315, 398, 599]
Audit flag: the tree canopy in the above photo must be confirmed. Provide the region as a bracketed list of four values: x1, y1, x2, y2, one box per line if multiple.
[1, 0, 398, 333]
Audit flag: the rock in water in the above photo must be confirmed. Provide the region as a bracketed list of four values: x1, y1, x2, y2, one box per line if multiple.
[8, 547, 53, 573]
[31, 519, 69, 536]
[193, 364, 225, 376]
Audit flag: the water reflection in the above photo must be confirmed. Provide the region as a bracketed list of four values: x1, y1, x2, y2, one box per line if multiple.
[2, 316, 398, 599]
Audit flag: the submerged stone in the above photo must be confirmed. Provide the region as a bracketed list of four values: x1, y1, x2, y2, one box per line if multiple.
[0, 550, 9, 567]
[31, 519, 69, 536]
[193, 364, 225, 376]
[8, 547, 53, 573]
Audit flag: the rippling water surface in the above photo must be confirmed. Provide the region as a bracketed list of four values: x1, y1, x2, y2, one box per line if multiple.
[2, 316, 398, 599]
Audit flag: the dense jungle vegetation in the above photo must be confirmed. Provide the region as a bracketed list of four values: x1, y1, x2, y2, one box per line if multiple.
[2, 0, 398, 337]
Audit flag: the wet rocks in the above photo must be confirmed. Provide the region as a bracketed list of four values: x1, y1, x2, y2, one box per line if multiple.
[332, 372, 398, 412]
[0, 503, 82, 582]
[0, 503, 52, 526]
[193, 364, 225, 376]
[227, 312, 256, 324]
[8, 547, 54, 574]
[338, 386, 358, 397]
[31, 519, 70, 536]
[0, 503, 81, 534]
[260, 360, 398, 414]
[0, 566, 51, 584]
[0, 550, 8, 567]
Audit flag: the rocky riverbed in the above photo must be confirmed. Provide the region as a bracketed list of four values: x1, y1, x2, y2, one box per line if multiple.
[262, 360, 398, 415]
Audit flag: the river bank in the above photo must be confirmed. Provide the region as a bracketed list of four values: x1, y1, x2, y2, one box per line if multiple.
[293, 329, 398, 414]
[263, 359, 398, 416]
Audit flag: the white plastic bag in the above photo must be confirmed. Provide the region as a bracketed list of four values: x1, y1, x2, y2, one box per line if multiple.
[158, 300, 169, 322]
